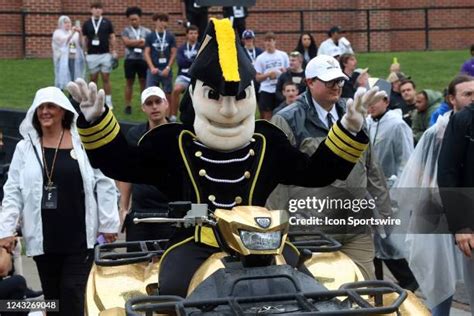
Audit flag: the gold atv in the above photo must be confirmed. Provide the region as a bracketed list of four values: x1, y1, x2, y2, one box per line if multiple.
[86, 204, 429, 315]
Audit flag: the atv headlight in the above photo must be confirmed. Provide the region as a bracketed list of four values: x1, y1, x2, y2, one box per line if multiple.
[239, 231, 282, 250]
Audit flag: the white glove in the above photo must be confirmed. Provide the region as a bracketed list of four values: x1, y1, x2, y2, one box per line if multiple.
[66, 78, 105, 123]
[341, 86, 387, 133]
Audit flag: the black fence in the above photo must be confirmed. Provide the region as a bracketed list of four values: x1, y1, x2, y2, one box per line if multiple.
[0, 6, 473, 57]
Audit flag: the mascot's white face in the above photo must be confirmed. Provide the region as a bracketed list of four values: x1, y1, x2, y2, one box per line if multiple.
[192, 79, 256, 151]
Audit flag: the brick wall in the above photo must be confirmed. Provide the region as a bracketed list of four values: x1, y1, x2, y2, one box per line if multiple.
[0, 0, 473, 58]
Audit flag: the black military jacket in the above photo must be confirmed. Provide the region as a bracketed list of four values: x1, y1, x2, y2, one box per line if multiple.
[77, 109, 368, 212]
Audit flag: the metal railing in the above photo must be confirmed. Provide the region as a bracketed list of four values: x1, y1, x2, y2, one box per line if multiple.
[0, 6, 473, 57]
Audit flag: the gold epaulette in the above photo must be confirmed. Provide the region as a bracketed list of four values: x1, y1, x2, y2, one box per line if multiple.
[325, 122, 368, 163]
[77, 109, 120, 150]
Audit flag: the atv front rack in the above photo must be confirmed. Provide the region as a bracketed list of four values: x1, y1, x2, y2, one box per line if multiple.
[125, 280, 407, 315]
[94, 239, 168, 266]
[288, 231, 343, 253]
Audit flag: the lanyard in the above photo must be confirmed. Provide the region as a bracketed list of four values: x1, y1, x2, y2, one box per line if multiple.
[91, 17, 103, 35]
[41, 129, 65, 189]
[131, 26, 141, 39]
[246, 48, 256, 62]
[185, 42, 197, 58]
[155, 30, 166, 52]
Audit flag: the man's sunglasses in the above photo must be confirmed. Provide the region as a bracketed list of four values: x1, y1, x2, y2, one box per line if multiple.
[315, 77, 345, 88]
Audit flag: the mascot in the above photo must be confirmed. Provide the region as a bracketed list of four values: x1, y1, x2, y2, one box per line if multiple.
[67, 18, 385, 297]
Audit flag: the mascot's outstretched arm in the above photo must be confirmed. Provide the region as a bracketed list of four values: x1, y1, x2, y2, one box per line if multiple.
[66, 78, 174, 188]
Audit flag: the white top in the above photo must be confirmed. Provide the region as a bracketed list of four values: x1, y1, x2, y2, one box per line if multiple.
[313, 98, 339, 129]
[339, 36, 354, 54]
[254, 50, 289, 93]
[317, 37, 354, 56]
[52, 29, 81, 61]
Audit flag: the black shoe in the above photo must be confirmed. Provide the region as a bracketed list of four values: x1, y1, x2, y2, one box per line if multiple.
[125, 106, 132, 115]
[25, 288, 43, 298]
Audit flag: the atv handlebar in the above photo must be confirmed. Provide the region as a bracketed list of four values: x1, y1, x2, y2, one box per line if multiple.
[133, 216, 216, 227]
[133, 203, 213, 228]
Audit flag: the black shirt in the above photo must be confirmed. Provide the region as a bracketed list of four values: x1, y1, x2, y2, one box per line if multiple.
[341, 74, 357, 99]
[41, 148, 86, 254]
[183, 0, 208, 14]
[400, 102, 416, 127]
[82, 17, 114, 54]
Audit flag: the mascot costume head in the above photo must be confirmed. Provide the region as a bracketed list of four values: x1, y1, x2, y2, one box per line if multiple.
[188, 18, 257, 151]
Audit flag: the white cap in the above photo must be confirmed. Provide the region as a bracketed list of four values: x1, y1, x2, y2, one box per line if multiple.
[305, 55, 349, 81]
[141, 86, 166, 104]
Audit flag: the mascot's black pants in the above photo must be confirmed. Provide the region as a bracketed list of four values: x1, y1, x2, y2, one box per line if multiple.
[159, 238, 299, 297]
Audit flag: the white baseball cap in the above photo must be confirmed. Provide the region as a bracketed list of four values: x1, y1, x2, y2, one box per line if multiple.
[305, 55, 349, 81]
[141, 86, 166, 104]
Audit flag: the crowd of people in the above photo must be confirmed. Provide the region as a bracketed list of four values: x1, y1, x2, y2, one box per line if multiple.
[0, 1, 473, 315]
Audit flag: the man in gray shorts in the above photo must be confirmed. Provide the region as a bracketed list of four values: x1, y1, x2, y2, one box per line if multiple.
[170, 25, 199, 122]
[82, 1, 117, 108]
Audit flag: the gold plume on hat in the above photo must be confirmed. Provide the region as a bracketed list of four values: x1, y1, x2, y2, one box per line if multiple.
[211, 18, 240, 82]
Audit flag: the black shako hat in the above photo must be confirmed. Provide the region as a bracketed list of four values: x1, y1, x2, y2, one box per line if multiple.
[188, 18, 256, 96]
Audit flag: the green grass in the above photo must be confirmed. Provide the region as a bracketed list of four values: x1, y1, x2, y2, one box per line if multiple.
[0, 58, 162, 123]
[0, 50, 469, 122]
[356, 50, 468, 92]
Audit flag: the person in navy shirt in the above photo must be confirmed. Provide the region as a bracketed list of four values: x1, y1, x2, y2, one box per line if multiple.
[170, 25, 199, 123]
[144, 13, 177, 107]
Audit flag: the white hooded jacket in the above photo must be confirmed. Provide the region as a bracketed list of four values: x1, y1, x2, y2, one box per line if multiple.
[0, 87, 119, 256]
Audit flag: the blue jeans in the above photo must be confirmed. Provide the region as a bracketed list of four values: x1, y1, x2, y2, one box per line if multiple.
[431, 296, 453, 316]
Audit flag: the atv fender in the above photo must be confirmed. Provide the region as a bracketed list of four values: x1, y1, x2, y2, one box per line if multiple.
[304, 251, 365, 290]
[85, 261, 160, 315]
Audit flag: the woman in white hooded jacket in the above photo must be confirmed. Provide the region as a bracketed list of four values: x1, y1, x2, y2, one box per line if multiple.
[0, 86, 119, 315]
